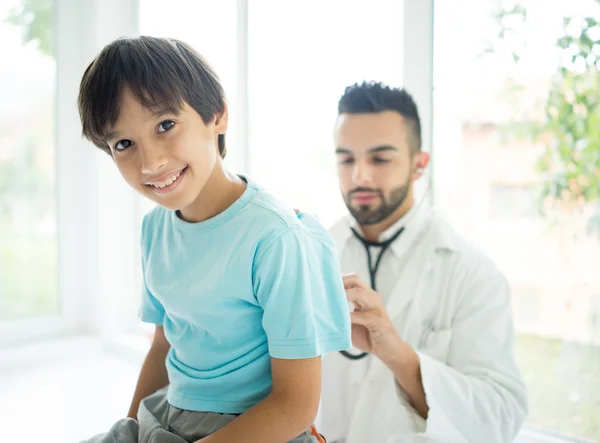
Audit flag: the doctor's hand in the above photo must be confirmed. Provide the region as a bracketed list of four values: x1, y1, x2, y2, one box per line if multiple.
[344, 274, 429, 419]
[344, 274, 404, 364]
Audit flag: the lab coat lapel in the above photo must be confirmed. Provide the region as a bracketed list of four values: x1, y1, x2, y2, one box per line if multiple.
[384, 234, 433, 322]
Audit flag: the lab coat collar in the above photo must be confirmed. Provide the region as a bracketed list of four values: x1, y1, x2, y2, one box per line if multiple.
[330, 201, 465, 275]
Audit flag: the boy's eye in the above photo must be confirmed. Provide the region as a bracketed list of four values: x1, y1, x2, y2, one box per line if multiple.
[338, 157, 355, 165]
[158, 120, 175, 133]
[115, 140, 132, 151]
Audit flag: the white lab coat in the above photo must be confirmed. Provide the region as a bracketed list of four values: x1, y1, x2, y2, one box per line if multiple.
[317, 203, 528, 443]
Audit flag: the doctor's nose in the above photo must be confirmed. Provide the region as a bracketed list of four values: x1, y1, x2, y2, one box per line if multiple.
[352, 162, 373, 187]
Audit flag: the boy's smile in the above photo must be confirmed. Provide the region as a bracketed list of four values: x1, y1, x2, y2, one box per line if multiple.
[144, 165, 188, 194]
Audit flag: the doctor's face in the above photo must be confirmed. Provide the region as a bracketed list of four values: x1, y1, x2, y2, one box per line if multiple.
[334, 111, 423, 226]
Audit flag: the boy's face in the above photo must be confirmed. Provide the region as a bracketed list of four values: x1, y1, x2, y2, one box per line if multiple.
[105, 89, 227, 212]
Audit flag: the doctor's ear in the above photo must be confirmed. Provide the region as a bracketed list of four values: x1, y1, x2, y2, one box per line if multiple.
[412, 151, 430, 180]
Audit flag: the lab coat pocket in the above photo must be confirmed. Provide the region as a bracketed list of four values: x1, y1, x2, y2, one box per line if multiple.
[347, 375, 421, 443]
[418, 328, 453, 363]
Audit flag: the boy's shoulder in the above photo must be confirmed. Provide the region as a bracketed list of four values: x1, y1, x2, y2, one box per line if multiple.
[245, 183, 301, 230]
[245, 181, 335, 250]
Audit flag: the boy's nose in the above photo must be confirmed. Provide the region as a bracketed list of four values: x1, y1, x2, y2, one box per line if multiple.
[140, 145, 168, 175]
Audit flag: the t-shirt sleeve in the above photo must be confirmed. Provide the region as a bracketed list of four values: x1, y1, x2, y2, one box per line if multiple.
[138, 214, 165, 325]
[253, 217, 352, 359]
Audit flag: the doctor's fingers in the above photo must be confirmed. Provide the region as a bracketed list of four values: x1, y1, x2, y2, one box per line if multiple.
[346, 287, 382, 310]
[343, 273, 371, 291]
[350, 309, 385, 328]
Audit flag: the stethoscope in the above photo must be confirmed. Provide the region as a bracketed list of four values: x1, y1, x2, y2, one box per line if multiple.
[339, 224, 406, 361]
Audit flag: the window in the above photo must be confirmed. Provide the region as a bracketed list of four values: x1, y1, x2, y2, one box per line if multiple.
[433, 0, 600, 440]
[247, 0, 405, 228]
[589, 296, 600, 342]
[489, 184, 544, 220]
[515, 286, 542, 325]
[0, 0, 57, 322]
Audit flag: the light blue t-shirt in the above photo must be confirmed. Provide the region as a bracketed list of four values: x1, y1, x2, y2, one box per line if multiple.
[139, 178, 352, 414]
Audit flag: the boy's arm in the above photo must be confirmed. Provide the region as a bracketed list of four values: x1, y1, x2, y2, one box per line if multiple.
[127, 325, 170, 419]
[198, 356, 321, 443]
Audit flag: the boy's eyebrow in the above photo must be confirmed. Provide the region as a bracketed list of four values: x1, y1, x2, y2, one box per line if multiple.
[152, 106, 180, 118]
[105, 130, 120, 143]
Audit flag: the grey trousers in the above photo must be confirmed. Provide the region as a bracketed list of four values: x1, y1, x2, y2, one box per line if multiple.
[81, 387, 324, 443]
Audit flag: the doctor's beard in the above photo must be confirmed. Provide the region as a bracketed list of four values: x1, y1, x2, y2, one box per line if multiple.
[345, 182, 410, 226]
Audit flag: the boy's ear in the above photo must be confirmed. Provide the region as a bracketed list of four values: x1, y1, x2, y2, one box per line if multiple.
[215, 104, 229, 135]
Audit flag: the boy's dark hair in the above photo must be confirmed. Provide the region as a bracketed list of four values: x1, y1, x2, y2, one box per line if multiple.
[338, 81, 421, 153]
[78, 36, 227, 157]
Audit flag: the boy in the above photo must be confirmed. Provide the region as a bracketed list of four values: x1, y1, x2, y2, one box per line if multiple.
[78, 36, 351, 443]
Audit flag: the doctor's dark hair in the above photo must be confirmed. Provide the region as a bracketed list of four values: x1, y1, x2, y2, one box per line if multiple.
[78, 36, 227, 158]
[338, 81, 422, 153]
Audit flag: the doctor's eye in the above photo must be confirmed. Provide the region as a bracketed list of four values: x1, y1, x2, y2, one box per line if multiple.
[372, 157, 390, 164]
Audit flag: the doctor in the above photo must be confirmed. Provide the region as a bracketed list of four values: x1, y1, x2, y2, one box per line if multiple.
[315, 82, 528, 443]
